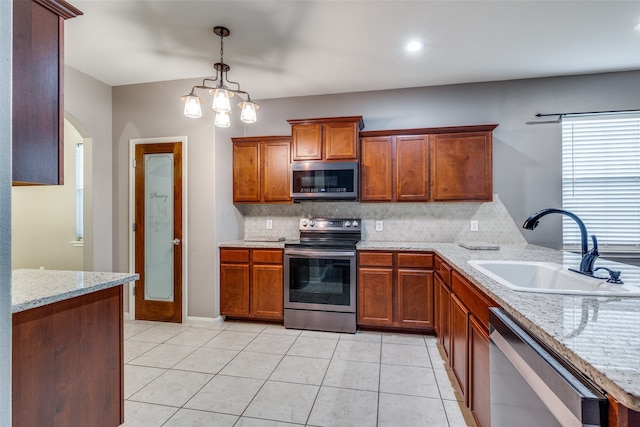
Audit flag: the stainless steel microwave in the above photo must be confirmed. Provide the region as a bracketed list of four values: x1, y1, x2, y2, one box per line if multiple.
[290, 161, 358, 201]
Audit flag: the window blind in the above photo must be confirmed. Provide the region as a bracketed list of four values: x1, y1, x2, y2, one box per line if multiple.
[561, 113, 640, 253]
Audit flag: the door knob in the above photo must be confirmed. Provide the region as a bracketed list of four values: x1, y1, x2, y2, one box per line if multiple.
[172, 238, 181, 245]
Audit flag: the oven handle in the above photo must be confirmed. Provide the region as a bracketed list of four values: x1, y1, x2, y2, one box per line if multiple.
[285, 249, 355, 258]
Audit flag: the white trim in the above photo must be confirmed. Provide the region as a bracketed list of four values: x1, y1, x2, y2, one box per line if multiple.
[128, 136, 188, 322]
[184, 315, 226, 327]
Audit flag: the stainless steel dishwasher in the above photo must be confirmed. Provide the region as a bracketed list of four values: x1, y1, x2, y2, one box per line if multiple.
[489, 308, 607, 427]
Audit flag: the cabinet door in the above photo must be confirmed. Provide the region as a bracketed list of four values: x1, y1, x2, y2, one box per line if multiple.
[220, 263, 250, 316]
[12, 1, 63, 185]
[395, 136, 430, 201]
[450, 293, 469, 401]
[233, 142, 261, 203]
[324, 122, 358, 160]
[431, 132, 492, 201]
[292, 123, 323, 160]
[360, 137, 393, 201]
[252, 264, 284, 320]
[397, 269, 433, 329]
[469, 314, 490, 427]
[358, 267, 394, 326]
[438, 276, 452, 359]
[261, 140, 291, 203]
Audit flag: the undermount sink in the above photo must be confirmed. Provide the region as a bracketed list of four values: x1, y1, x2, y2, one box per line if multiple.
[468, 260, 640, 296]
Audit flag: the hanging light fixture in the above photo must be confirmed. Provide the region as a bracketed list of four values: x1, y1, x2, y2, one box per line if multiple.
[180, 26, 259, 127]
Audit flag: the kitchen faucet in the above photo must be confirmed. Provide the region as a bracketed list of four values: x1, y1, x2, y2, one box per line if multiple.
[522, 208, 599, 276]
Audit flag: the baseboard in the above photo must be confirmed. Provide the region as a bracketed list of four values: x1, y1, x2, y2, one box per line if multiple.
[185, 315, 225, 327]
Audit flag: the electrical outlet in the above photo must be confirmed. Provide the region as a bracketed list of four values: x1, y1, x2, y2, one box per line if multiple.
[470, 220, 479, 232]
[266, 219, 273, 229]
[375, 220, 384, 232]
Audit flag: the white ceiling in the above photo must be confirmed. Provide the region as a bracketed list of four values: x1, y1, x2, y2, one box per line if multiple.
[64, 1, 640, 100]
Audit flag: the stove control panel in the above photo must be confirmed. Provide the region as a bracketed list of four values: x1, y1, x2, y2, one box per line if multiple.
[299, 218, 361, 231]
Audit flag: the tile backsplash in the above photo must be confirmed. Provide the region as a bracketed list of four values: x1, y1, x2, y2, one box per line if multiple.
[239, 194, 526, 245]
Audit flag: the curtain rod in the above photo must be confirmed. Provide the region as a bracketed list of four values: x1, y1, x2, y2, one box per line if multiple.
[536, 109, 640, 118]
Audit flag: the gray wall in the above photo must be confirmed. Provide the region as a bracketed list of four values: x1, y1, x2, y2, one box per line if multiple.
[64, 66, 114, 272]
[112, 70, 640, 320]
[0, 1, 11, 423]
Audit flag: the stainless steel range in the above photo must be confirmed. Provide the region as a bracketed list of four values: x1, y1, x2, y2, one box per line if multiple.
[284, 218, 361, 333]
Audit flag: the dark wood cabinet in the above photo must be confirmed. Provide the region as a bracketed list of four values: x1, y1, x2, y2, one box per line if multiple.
[431, 131, 493, 201]
[232, 136, 292, 204]
[13, 286, 123, 426]
[220, 248, 284, 321]
[433, 266, 497, 427]
[434, 255, 452, 359]
[358, 251, 433, 332]
[469, 313, 491, 427]
[360, 135, 430, 202]
[12, 0, 81, 185]
[450, 293, 469, 400]
[288, 116, 364, 161]
[360, 124, 497, 203]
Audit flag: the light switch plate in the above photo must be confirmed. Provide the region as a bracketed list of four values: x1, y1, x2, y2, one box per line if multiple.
[470, 220, 479, 232]
[266, 219, 273, 229]
[375, 220, 384, 231]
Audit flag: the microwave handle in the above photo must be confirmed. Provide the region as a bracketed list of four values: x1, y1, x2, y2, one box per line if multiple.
[285, 250, 355, 258]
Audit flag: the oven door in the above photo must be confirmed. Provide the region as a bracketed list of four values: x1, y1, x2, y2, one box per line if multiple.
[284, 249, 356, 313]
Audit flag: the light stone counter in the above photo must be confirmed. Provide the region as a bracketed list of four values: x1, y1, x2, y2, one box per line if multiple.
[12, 269, 139, 313]
[358, 241, 640, 411]
[219, 239, 292, 249]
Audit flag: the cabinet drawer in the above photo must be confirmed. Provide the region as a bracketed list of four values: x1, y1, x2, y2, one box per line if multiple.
[358, 251, 393, 267]
[253, 249, 283, 264]
[451, 270, 496, 329]
[220, 249, 250, 263]
[435, 256, 452, 285]
[397, 252, 433, 269]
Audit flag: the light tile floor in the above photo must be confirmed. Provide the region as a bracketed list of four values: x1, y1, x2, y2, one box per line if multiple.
[123, 320, 473, 427]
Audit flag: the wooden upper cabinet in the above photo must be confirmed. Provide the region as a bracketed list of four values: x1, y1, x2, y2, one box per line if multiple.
[360, 124, 497, 203]
[291, 123, 323, 160]
[288, 116, 364, 161]
[396, 136, 430, 201]
[262, 140, 291, 203]
[361, 136, 393, 201]
[12, 0, 82, 185]
[232, 136, 292, 204]
[431, 131, 493, 202]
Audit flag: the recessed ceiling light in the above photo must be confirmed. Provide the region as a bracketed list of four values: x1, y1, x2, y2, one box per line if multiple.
[635, 22, 640, 32]
[406, 40, 425, 52]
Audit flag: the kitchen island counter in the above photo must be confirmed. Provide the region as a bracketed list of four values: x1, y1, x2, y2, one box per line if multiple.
[358, 241, 640, 414]
[12, 268, 138, 312]
[11, 269, 138, 427]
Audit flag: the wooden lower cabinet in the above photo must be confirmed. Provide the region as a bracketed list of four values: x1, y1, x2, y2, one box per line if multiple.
[220, 248, 284, 321]
[450, 293, 469, 400]
[433, 263, 496, 427]
[358, 267, 394, 326]
[469, 314, 491, 427]
[358, 251, 433, 332]
[12, 286, 123, 427]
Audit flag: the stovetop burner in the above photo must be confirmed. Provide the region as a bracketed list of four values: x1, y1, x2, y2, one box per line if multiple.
[285, 218, 362, 250]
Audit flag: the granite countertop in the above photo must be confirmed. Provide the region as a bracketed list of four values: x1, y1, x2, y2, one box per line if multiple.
[12, 269, 139, 313]
[219, 239, 292, 249]
[358, 241, 640, 411]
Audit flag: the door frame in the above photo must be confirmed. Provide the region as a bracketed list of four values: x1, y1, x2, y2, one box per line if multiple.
[128, 136, 188, 321]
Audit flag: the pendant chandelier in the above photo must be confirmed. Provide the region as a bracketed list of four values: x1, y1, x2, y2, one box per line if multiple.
[181, 26, 259, 127]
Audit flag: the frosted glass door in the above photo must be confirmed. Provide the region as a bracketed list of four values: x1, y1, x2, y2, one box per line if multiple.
[144, 153, 174, 302]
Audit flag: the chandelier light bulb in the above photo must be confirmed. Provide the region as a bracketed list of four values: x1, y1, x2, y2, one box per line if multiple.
[239, 101, 258, 124]
[181, 93, 203, 118]
[214, 111, 231, 128]
[211, 88, 232, 113]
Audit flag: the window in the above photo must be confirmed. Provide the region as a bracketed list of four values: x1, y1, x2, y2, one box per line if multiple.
[75, 142, 83, 241]
[561, 113, 640, 253]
